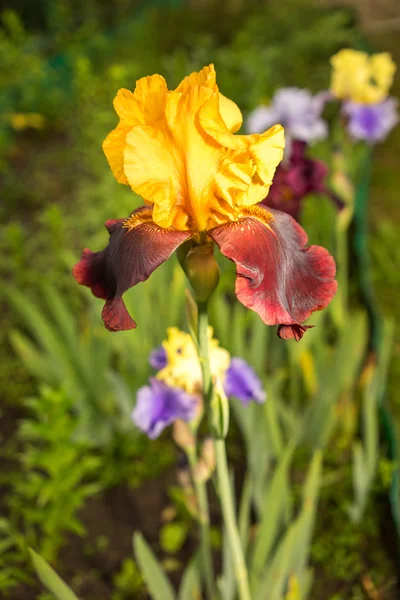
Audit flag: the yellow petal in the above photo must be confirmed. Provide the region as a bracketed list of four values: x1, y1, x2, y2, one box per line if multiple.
[219, 93, 243, 132]
[176, 65, 243, 132]
[199, 93, 285, 207]
[175, 64, 216, 92]
[247, 125, 285, 187]
[330, 49, 370, 102]
[103, 75, 168, 185]
[124, 124, 184, 228]
[370, 53, 396, 99]
[113, 88, 139, 123]
[102, 124, 131, 185]
[114, 75, 168, 125]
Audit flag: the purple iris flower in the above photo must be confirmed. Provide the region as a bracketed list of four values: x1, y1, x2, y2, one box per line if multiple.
[132, 378, 197, 439]
[149, 345, 167, 370]
[263, 140, 343, 221]
[343, 98, 398, 143]
[246, 88, 328, 144]
[224, 358, 266, 406]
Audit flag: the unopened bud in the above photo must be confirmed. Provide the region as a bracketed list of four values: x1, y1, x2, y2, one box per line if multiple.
[201, 438, 216, 472]
[173, 420, 195, 450]
[210, 380, 230, 439]
[184, 243, 220, 303]
[193, 459, 211, 483]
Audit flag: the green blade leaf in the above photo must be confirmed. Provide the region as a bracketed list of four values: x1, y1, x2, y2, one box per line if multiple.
[133, 532, 176, 600]
[251, 440, 297, 577]
[178, 551, 201, 600]
[29, 549, 80, 600]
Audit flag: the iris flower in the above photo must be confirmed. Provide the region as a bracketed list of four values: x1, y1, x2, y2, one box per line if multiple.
[73, 65, 337, 341]
[330, 49, 396, 105]
[134, 331, 267, 438]
[265, 140, 342, 221]
[149, 328, 265, 404]
[246, 87, 328, 146]
[156, 327, 230, 394]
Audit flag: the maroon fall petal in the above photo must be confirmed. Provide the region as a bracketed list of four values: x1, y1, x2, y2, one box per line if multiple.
[72, 207, 192, 331]
[209, 204, 337, 337]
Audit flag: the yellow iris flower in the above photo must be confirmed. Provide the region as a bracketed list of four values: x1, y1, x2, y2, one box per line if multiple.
[330, 49, 396, 104]
[157, 327, 230, 394]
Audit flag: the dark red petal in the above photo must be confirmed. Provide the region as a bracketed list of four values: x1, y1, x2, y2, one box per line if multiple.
[209, 204, 337, 332]
[277, 324, 314, 342]
[72, 207, 192, 331]
[102, 299, 136, 331]
[72, 248, 108, 299]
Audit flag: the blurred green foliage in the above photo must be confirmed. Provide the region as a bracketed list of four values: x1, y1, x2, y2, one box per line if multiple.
[5, 386, 102, 562]
[112, 558, 145, 600]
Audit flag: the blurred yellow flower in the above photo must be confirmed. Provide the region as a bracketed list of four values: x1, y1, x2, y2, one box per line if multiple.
[8, 113, 46, 131]
[103, 64, 284, 232]
[157, 326, 230, 393]
[330, 49, 396, 104]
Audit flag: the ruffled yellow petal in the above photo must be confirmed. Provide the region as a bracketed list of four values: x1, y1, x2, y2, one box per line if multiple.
[176, 64, 243, 132]
[199, 92, 285, 207]
[105, 64, 284, 231]
[124, 124, 184, 228]
[175, 64, 216, 92]
[330, 48, 396, 104]
[103, 125, 131, 184]
[165, 81, 236, 230]
[103, 75, 168, 184]
[219, 93, 243, 132]
[113, 75, 168, 125]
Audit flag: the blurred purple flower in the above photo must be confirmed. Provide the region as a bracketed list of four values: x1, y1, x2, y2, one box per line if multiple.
[246, 88, 328, 144]
[344, 98, 398, 143]
[149, 345, 167, 370]
[263, 140, 342, 221]
[132, 378, 197, 439]
[224, 358, 266, 405]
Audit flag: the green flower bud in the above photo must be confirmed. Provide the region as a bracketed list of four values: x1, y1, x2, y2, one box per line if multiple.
[183, 243, 220, 303]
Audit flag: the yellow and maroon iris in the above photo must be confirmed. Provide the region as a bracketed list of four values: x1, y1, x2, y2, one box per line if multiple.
[73, 65, 337, 340]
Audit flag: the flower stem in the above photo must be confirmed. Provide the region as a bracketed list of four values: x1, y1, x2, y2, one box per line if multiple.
[186, 448, 215, 600]
[198, 302, 212, 401]
[194, 301, 216, 599]
[197, 301, 252, 600]
[215, 439, 252, 600]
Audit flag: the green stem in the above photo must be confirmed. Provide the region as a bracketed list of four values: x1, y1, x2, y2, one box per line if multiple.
[186, 448, 215, 600]
[215, 439, 252, 600]
[198, 302, 212, 402]
[197, 301, 252, 600]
